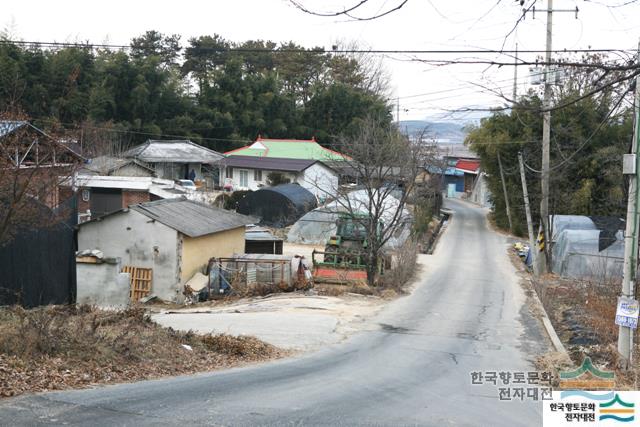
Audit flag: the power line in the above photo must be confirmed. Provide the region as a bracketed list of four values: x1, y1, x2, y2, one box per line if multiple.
[33, 118, 252, 145]
[288, 0, 409, 21]
[0, 39, 635, 55]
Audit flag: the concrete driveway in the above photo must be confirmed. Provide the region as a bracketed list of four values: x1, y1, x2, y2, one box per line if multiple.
[152, 292, 387, 351]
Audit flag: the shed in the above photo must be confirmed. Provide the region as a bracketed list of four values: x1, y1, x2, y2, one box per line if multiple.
[245, 227, 283, 254]
[236, 184, 317, 227]
[77, 198, 255, 304]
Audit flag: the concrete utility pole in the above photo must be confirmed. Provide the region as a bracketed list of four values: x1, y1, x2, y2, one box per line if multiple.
[497, 152, 513, 232]
[618, 42, 640, 369]
[519, 152, 537, 275]
[513, 43, 518, 101]
[524, 2, 579, 274]
[538, 0, 554, 274]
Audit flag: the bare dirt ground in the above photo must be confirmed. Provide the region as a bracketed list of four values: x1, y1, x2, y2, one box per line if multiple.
[0, 305, 286, 398]
[152, 253, 431, 351]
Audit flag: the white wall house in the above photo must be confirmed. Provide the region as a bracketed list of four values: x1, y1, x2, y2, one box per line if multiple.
[220, 156, 339, 201]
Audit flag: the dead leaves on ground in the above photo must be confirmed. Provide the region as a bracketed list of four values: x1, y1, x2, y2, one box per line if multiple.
[0, 305, 287, 398]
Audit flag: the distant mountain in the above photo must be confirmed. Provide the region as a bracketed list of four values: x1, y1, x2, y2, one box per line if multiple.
[398, 121, 468, 143]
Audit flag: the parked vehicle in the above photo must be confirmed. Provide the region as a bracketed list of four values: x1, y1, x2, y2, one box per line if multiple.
[177, 179, 197, 190]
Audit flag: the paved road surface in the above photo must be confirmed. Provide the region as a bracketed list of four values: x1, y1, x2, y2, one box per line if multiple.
[0, 199, 549, 426]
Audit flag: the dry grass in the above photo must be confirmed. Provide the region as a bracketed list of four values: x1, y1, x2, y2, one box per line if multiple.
[507, 242, 640, 387]
[534, 351, 574, 387]
[382, 240, 418, 291]
[316, 283, 375, 297]
[516, 255, 640, 387]
[0, 305, 287, 398]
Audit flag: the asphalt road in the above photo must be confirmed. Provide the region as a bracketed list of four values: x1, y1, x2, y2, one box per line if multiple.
[0, 199, 550, 426]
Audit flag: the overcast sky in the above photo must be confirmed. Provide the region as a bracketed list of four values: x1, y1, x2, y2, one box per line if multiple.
[4, 0, 640, 123]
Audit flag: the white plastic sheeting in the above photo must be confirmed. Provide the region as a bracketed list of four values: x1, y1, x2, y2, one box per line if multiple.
[551, 229, 624, 280]
[551, 215, 599, 241]
[287, 190, 412, 250]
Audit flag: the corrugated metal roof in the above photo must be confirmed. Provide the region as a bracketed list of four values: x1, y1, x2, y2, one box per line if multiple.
[229, 253, 292, 261]
[245, 226, 283, 242]
[223, 156, 320, 172]
[124, 140, 224, 164]
[245, 230, 283, 241]
[456, 159, 480, 173]
[425, 164, 464, 176]
[131, 198, 255, 237]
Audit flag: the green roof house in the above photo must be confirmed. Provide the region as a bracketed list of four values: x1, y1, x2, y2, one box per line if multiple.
[221, 137, 348, 200]
[224, 136, 349, 161]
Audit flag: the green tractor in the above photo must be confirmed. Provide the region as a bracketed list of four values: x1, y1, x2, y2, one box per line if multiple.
[312, 213, 383, 284]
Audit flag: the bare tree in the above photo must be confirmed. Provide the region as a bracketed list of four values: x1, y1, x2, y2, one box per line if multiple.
[310, 118, 435, 286]
[329, 39, 391, 97]
[0, 112, 82, 246]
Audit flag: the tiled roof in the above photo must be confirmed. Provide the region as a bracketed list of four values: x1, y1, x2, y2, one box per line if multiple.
[225, 137, 349, 161]
[124, 140, 224, 164]
[82, 156, 154, 175]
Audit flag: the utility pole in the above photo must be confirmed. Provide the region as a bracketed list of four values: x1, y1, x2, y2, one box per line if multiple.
[513, 43, 518, 101]
[538, 0, 554, 274]
[396, 97, 400, 124]
[521, 1, 578, 274]
[618, 41, 640, 369]
[495, 42, 518, 235]
[497, 152, 513, 232]
[519, 152, 537, 275]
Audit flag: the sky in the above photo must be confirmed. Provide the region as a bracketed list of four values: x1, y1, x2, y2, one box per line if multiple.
[3, 0, 640, 123]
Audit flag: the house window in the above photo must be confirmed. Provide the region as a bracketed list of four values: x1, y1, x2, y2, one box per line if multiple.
[239, 170, 249, 187]
[254, 169, 262, 182]
[225, 167, 233, 179]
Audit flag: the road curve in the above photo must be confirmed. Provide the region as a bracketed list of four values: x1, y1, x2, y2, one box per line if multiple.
[0, 199, 549, 426]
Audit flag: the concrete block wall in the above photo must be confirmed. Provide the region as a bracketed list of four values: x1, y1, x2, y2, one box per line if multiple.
[76, 259, 131, 308]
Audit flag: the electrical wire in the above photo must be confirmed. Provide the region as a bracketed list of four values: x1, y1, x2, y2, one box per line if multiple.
[0, 39, 635, 55]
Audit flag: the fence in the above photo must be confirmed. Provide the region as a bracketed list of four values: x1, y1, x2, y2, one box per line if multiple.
[0, 196, 77, 307]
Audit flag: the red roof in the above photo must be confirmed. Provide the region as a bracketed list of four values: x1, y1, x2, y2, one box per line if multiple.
[455, 159, 480, 173]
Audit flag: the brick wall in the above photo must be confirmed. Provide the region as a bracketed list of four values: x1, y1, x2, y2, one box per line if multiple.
[77, 188, 90, 213]
[122, 190, 151, 208]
